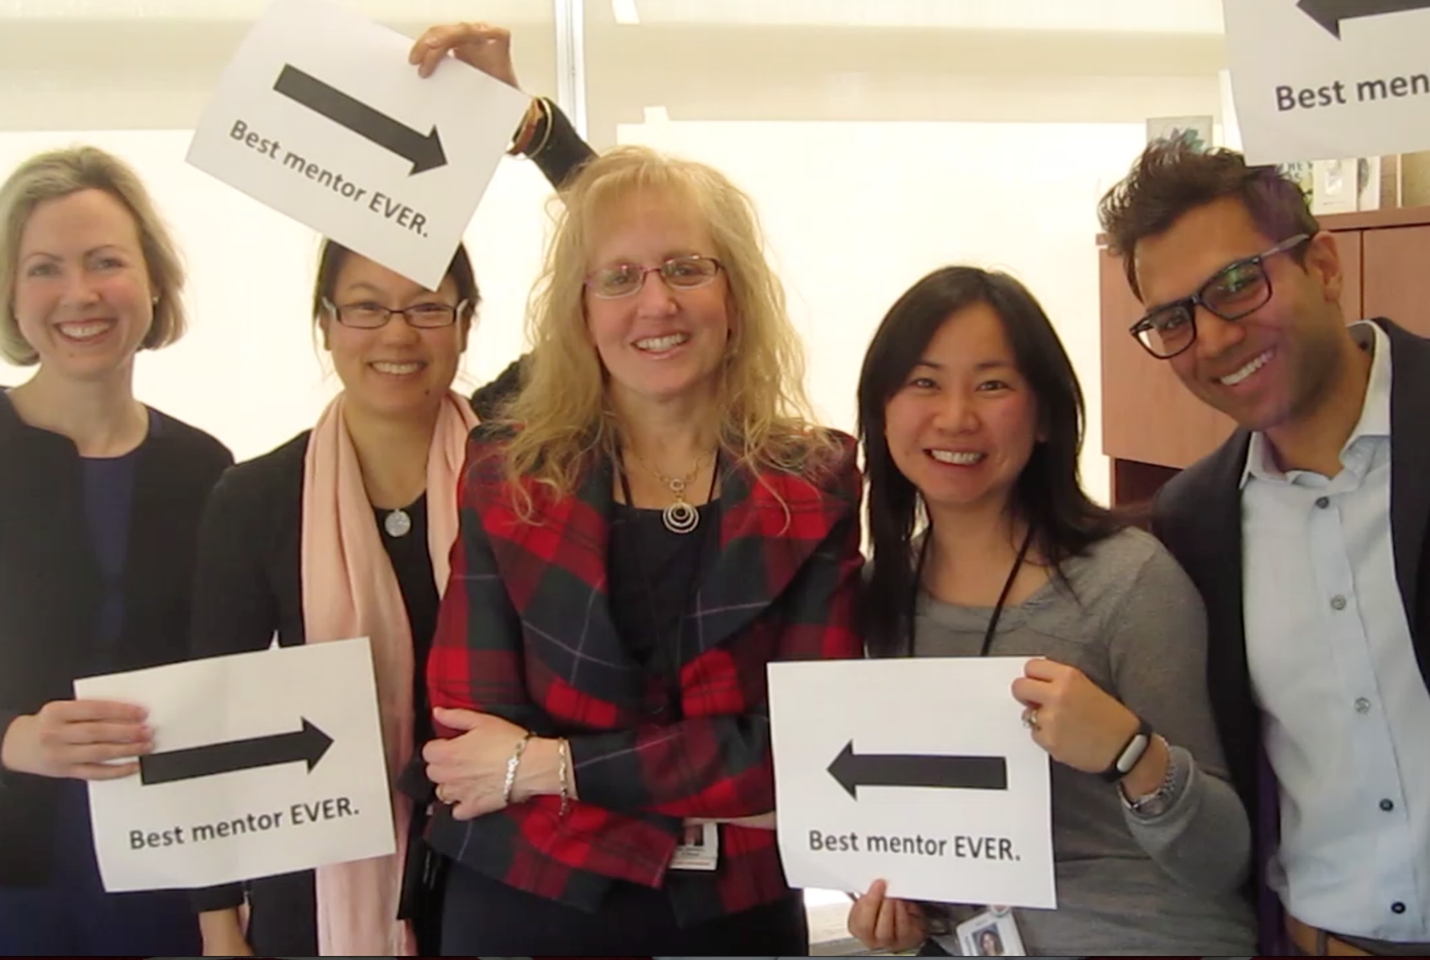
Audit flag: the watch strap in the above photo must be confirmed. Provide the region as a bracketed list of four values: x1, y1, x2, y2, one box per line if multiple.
[1099, 715, 1153, 783]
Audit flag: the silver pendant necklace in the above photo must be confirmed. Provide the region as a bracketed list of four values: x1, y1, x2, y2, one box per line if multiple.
[383, 508, 412, 538]
[634, 451, 712, 535]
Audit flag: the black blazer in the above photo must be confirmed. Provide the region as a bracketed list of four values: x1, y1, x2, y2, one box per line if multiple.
[1151, 317, 1430, 933]
[0, 394, 232, 887]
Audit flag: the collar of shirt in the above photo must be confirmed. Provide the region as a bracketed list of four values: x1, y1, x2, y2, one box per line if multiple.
[1241, 320, 1391, 490]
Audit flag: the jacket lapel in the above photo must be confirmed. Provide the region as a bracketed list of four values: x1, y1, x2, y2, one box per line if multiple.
[1381, 321, 1430, 621]
[492, 452, 851, 706]
[691, 461, 849, 657]
[1379, 319, 1430, 684]
[494, 455, 642, 707]
[1198, 434, 1254, 719]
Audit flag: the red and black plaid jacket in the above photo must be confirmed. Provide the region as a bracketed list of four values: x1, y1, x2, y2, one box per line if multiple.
[425, 425, 864, 924]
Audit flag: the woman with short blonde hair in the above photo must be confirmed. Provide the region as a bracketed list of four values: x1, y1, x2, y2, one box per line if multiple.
[0, 144, 231, 955]
[0, 145, 187, 364]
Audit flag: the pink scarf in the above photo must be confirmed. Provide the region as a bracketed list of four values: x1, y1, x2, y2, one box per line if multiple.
[300, 390, 477, 957]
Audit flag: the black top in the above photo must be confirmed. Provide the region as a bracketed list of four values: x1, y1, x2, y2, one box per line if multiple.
[83, 444, 143, 667]
[375, 495, 439, 749]
[608, 502, 720, 708]
[0, 393, 233, 888]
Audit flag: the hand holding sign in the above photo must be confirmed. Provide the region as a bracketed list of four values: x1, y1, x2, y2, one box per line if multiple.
[847, 878, 929, 955]
[410, 21, 522, 89]
[75, 637, 394, 893]
[1010, 657, 1141, 775]
[0, 699, 152, 781]
[186, 0, 531, 290]
[769, 658, 1055, 909]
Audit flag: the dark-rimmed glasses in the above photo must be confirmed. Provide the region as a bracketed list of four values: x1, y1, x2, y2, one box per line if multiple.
[1129, 233, 1310, 359]
[585, 255, 723, 299]
[322, 298, 468, 329]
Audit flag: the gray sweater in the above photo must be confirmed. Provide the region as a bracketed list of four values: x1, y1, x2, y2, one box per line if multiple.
[910, 527, 1257, 956]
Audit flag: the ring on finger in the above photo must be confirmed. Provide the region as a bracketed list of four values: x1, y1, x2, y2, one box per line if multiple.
[1022, 707, 1041, 731]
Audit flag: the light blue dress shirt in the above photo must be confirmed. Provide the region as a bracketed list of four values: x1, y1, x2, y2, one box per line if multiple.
[1241, 321, 1430, 941]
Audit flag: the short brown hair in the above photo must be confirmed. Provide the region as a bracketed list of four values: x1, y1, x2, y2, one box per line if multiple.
[0, 145, 187, 365]
[1097, 140, 1319, 299]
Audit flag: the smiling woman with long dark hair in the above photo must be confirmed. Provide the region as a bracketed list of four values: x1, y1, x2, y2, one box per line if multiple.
[846, 266, 1256, 957]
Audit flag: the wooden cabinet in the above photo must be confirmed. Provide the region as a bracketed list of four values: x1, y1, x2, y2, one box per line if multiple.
[1363, 225, 1430, 336]
[1101, 206, 1430, 505]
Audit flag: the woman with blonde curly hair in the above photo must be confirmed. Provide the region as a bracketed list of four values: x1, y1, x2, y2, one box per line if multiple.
[420, 145, 864, 955]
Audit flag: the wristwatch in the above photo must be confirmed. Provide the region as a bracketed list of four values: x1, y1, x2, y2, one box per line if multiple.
[1120, 736, 1178, 817]
[1098, 715, 1153, 783]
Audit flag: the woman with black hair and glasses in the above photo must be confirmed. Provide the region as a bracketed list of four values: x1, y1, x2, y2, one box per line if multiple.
[844, 267, 1257, 956]
[185, 21, 595, 958]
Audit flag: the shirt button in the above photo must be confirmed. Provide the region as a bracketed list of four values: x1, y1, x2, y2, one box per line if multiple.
[1315, 496, 1330, 509]
[1392, 902, 1407, 914]
[1331, 595, 1347, 611]
[1356, 698, 1372, 714]
[1381, 798, 1395, 812]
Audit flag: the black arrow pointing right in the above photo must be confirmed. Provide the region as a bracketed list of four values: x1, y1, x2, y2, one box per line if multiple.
[1298, 0, 1430, 39]
[139, 718, 334, 786]
[827, 740, 1008, 800]
[274, 64, 447, 174]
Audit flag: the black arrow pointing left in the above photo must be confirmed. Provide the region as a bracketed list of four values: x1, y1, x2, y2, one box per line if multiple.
[274, 64, 447, 174]
[1298, 0, 1430, 39]
[828, 740, 1008, 800]
[139, 718, 334, 786]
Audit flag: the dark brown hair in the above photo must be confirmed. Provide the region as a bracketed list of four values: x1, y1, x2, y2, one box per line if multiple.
[310, 239, 479, 323]
[1097, 140, 1320, 300]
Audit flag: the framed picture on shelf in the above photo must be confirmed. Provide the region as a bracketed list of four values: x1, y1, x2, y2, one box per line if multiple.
[1312, 158, 1358, 215]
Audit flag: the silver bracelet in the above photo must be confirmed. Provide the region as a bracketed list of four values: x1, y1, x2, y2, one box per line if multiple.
[501, 731, 534, 807]
[1120, 735, 1179, 816]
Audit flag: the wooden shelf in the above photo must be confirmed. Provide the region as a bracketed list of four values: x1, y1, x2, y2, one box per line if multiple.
[1099, 205, 1430, 503]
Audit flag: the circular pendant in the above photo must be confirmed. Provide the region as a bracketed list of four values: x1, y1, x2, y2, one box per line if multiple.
[662, 500, 699, 534]
[384, 508, 412, 538]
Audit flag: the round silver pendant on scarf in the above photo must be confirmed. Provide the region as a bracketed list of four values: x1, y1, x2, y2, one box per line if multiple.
[384, 508, 412, 538]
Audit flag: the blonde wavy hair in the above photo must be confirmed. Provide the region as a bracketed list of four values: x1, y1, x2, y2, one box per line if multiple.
[496, 145, 840, 511]
[0, 145, 187, 365]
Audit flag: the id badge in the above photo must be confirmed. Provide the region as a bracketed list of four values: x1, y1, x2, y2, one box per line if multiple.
[955, 905, 1026, 956]
[669, 822, 718, 871]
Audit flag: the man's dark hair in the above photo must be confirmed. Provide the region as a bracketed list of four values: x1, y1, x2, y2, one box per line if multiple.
[1097, 140, 1320, 299]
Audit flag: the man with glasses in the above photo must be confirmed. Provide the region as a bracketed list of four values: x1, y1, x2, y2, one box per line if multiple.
[1098, 140, 1430, 958]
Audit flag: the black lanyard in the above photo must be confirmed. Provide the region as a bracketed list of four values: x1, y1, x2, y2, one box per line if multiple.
[908, 523, 1036, 657]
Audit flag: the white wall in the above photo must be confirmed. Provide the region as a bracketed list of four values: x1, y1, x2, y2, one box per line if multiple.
[0, 130, 555, 461]
[621, 120, 1152, 506]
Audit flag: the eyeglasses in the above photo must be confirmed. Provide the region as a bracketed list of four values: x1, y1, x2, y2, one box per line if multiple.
[1128, 234, 1310, 359]
[585, 255, 723, 300]
[322, 298, 468, 329]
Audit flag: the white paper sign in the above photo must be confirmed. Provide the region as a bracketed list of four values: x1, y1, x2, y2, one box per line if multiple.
[186, 0, 530, 289]
[74, 637, 395, 892]
[768, 658, 1055, 909]
[1225, 0, 1430, 164]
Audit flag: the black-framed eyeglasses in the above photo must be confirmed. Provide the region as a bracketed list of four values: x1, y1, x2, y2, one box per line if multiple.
[584, 255, 723, 300]
[322, 298, 468, 329]
[1129, 233, 1310, 359]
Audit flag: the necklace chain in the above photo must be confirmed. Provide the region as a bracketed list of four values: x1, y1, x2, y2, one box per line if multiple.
[629, 450, 715, 535]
